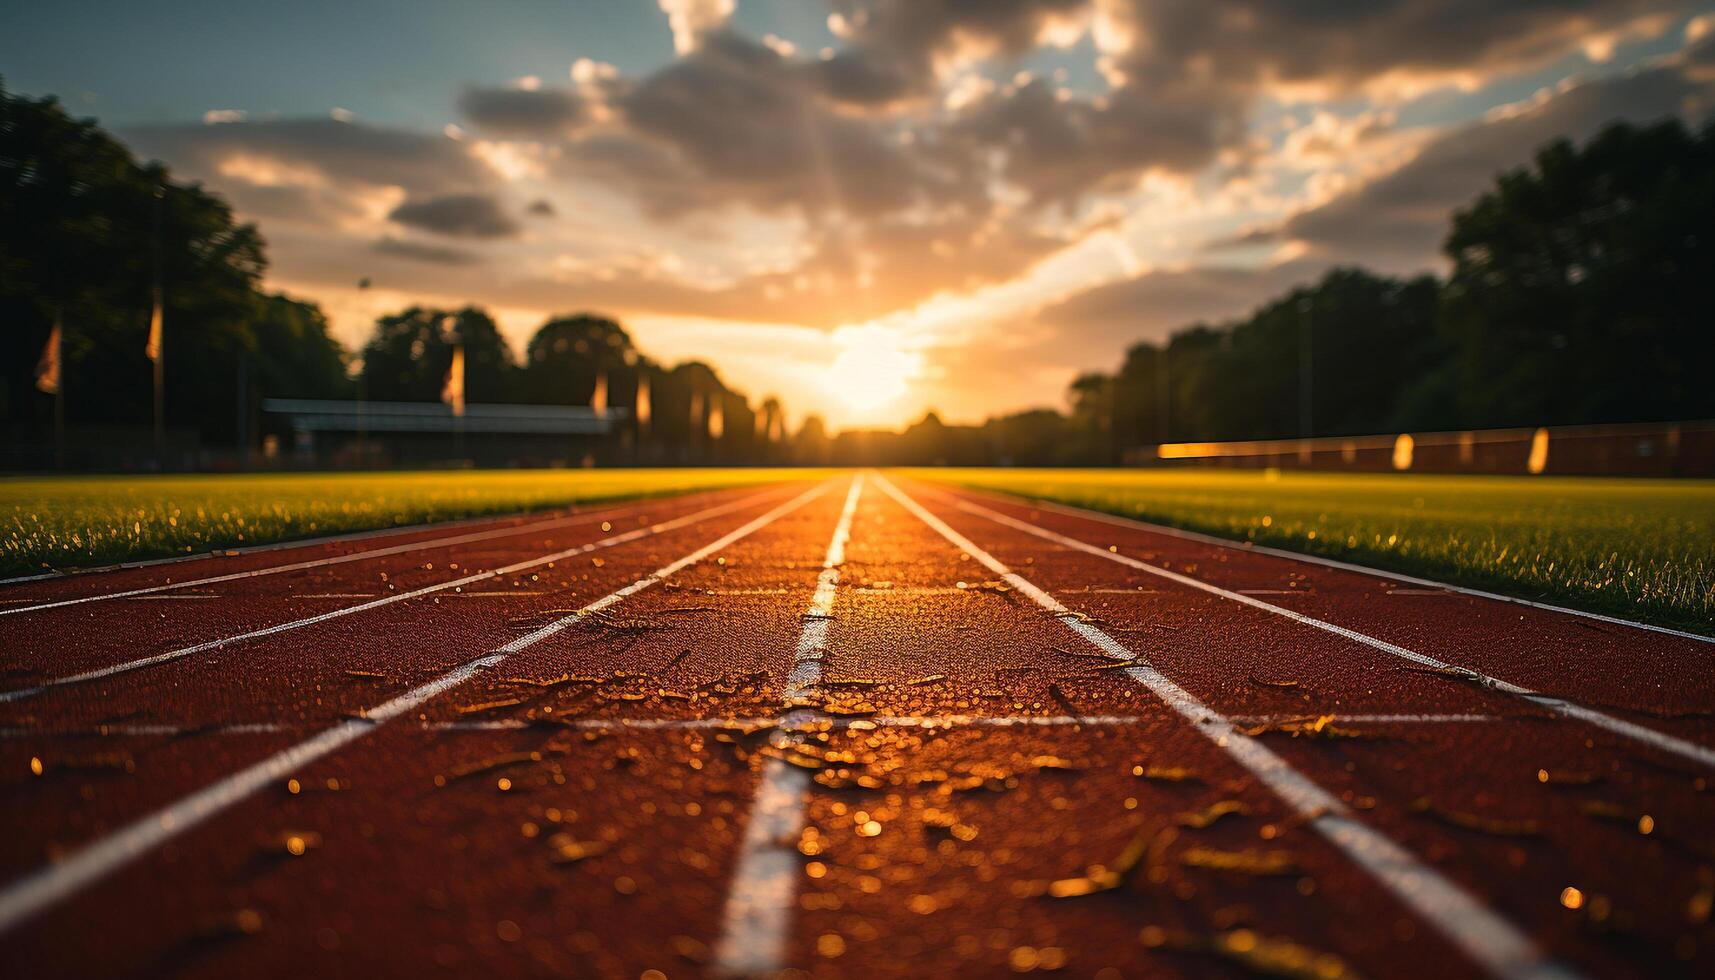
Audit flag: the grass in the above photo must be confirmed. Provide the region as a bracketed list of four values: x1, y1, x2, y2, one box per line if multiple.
[0, 469, 819, 578]
[910, 468, 1715, 634]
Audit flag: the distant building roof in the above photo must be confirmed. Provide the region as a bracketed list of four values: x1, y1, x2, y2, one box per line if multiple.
[262, 399, 625, 435]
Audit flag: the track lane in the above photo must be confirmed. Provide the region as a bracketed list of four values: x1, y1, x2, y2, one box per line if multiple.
[752, 476, 1483, 978]
[903, 476, 1715, 978]
[875, 473, 1570, 980]
[1021, 495, 1715, 645]
[0, 480, 856, 978]
[930, 482, 1715, 735]
[0, 489, 814, 881]
[0, 485, 795, 701]
[0, 484, 772, 617]
[712, 475, 864, 974]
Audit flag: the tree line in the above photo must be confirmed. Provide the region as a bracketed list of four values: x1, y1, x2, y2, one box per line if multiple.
[5, 78, 1712, 468]
[1, 84, 780, 463]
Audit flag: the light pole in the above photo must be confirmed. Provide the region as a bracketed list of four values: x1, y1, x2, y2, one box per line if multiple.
[1297, 295, 1314, 442]
[1156, 343, 1170, 445]
[356, 277, 371, 467]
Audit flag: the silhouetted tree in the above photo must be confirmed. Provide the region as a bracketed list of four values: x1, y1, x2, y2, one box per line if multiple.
[252, 294, 350, 399]
[521, 314, 639, 406]
[981, 409, 1072, 465]
[1439, 118, 1715, 427]
[361, 306, 516, 403]
[1, 83, 270, 444]
[794, 414, 831, 465]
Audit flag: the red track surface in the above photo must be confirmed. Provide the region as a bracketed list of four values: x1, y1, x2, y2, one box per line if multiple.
[0, 473, 1709, 979]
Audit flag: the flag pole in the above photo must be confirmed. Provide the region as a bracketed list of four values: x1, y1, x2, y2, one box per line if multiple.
[150, 183, 165, 467]
[53, 316, 65, 470]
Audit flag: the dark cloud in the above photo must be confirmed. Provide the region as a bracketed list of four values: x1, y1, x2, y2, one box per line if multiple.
[458, 86, 593, 139]
[1031, 36, 1715, 367]
[373, 236, 482, 265]
[815, 0, 1088, 106]
[610, 31, 964, 219]
[1032, 260, 1321, 356]
[1236, 50, 1715, 272]
[121, 117, 492, 195]
[821, 0, 1689, 202]
[526, 198, 556, 216]
[1120, 0, 1684, 91]
[388, 193, 519, 238]
[948, 77, 1242, 204]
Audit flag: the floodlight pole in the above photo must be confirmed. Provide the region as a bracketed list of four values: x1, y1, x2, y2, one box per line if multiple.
[1156, 344, 1170, 444]
[1297, 296, 1314, 442]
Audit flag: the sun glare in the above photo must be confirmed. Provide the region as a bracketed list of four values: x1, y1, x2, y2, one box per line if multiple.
[828, 327, 919, 415]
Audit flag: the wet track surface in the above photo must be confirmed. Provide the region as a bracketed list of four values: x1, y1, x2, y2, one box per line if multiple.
[1, 474, 1711, 979]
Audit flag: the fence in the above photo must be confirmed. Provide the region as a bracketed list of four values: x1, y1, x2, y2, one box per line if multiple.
[1125, 420, 1715, 477]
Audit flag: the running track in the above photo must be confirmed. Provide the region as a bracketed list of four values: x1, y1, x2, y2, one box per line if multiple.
[1, 474, 1710, 978]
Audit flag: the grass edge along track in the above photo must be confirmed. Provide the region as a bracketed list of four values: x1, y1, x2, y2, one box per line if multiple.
[909, 467, 1715, 636]
[0, 469, 825, 578]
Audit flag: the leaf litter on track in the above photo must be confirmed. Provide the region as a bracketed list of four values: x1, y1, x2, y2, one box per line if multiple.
[1176, 800, 1253, 829]
[1179, 846, 1300, 876]
[1139, 924, 1359, 980]
[1407, 797, 1542, 837]
[1239, 715, 1379, 740]
[1135, 764, 1203, 784]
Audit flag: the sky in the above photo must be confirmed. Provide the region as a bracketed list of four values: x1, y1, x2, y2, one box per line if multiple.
[6, 0, 1715, 430]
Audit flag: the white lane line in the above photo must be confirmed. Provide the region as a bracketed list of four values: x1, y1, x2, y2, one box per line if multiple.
[944, 491, 1715, 772]
[875, 473, 1573, 980]
[0, 488, 789, 704]
[0, 509, 540, 587]
[1229, 713, 1498, 726]
[429, 718, 755, 733]
[713, 475, 864, 977]
[0, 492, 720, 618]
[0, 712, 1505, 740]
[1005, 492, 1715, 645]
[0, 723, 289, 739]
[0, 480, 833, 934]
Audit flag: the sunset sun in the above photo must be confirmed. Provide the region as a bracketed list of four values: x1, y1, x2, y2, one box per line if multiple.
[828, 327, 919, 415]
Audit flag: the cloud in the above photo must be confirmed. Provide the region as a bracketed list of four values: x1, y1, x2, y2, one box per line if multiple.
[811, 0, 1689, 204]
[457, 86, 593, 139]
[374, 236, 482, 265]
[388, 193, 519, 238]
[610, 31, 965, 220]
[1233, 46, 1715, 272]
[122, 116, 494, 197]
[659, 0, 735, 55]
[814, 0, 1090, 107]
[1031, 260, 1322, 354]
[1027, 31, 1715, 377]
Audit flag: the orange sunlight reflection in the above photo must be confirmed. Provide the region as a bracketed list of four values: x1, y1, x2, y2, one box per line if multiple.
[827, 327, 920, 417]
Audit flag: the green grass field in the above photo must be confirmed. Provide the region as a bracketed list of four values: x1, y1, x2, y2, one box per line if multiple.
[0, 469, 818, 578]
[912, 468, 1715, 633]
